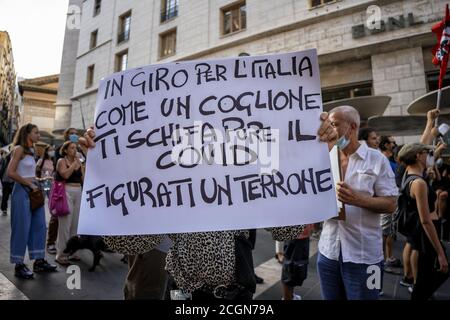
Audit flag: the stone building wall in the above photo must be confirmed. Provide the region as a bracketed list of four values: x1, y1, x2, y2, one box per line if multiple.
[60, 0, 448, 131]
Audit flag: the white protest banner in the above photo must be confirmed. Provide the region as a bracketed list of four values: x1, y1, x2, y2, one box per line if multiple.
[78, 49, 339, 235]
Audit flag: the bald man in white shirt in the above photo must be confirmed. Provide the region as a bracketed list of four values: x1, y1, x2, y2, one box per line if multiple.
[317, 105, 398, 300]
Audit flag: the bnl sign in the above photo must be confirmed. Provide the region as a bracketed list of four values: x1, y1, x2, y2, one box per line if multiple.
[352, 11, 423, 39]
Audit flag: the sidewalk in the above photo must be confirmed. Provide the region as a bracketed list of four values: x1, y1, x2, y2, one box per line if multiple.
[0, 204, 128, 300]
[255, 235, 450, 300]
[0, 200, 449, 300]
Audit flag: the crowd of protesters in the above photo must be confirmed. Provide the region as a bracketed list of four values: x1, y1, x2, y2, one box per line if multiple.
[0, 106, 448, 300]
[357, 109, 449, 300]
[0, 126, 85, 279]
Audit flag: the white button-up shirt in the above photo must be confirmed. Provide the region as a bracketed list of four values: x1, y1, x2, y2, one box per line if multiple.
[319, 143, 398, 265]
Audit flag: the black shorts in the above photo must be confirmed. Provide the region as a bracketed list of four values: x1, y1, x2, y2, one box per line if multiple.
[406, 236, 418, 250]
[281, 238, 310, 287]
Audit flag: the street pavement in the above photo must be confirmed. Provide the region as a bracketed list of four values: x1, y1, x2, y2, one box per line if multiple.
[0, 200, 449, 300]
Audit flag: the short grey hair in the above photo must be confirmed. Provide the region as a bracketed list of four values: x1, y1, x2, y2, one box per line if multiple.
[329, 105, 361, 128]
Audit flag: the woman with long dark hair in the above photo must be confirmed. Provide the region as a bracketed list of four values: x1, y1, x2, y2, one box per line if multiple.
[7, 123, 57, 279]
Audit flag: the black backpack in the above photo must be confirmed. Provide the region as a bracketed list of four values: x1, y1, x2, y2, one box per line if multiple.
[0, 153, 11, 181]
[393, 174, 423, 237]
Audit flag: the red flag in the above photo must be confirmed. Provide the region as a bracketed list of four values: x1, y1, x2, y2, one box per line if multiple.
[432, 4, 450, 89]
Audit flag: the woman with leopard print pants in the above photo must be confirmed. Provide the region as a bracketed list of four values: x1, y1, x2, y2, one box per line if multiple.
[81, 112, 338, 300]
[104, 227, 304, 300]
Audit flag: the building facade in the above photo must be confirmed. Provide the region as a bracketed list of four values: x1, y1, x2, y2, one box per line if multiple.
[54, 0, 83, 134]
[56, 0, 449, 143]
[18, 75, 60, 145]
[0, 31, 17, 145]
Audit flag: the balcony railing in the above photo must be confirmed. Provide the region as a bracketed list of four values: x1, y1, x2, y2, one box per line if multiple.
[161, 6, 178, 22]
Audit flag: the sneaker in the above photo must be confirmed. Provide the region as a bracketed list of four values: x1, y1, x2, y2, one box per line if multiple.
[14, 264, 33, 279]
[293, 293, 302, 300]
[384, 266, 402, 275]
[282, 293, 302, 300]
[379, 291, 384, 297]
[399, 276, 414, 287]
[2, 210, 6, 216]
[384, 266, 396, 274]
[386, 257, 402, 268]
[33, 259, 57, 273]
[47, 245, 56, 255]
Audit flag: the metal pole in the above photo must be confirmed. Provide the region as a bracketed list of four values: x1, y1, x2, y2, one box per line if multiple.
[433, 89, 443, 147]
[435, 88, 442, 127]
[74, 99, 86, 130]
[79, 100, 86, 130]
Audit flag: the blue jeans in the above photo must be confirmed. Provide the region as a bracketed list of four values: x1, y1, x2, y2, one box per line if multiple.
[317, 252, 382, 300]
[10, 183, 46, 264]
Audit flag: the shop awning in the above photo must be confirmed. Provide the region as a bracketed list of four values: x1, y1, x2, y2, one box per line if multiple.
[367, 114, 450, 136]
[323, 96, 391, 121]
[407, 86, 450, 115]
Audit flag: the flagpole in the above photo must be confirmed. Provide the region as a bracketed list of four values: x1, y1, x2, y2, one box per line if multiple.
[433, 89, 442, 147]
[435, 88, 442, 128]
[431, 3, 449, 140]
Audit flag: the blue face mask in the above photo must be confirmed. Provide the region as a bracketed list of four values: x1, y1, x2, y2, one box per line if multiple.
[336, 127, 351, 150]
[336, 136, 350, 150]
[69, 134, 79, 143]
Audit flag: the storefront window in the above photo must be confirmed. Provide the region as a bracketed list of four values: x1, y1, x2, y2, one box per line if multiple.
[426, 71, 450, 92]
[322, 82, 373, 103]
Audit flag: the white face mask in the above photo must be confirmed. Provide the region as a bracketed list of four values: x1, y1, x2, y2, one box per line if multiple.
[48, 151, 55, 158]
